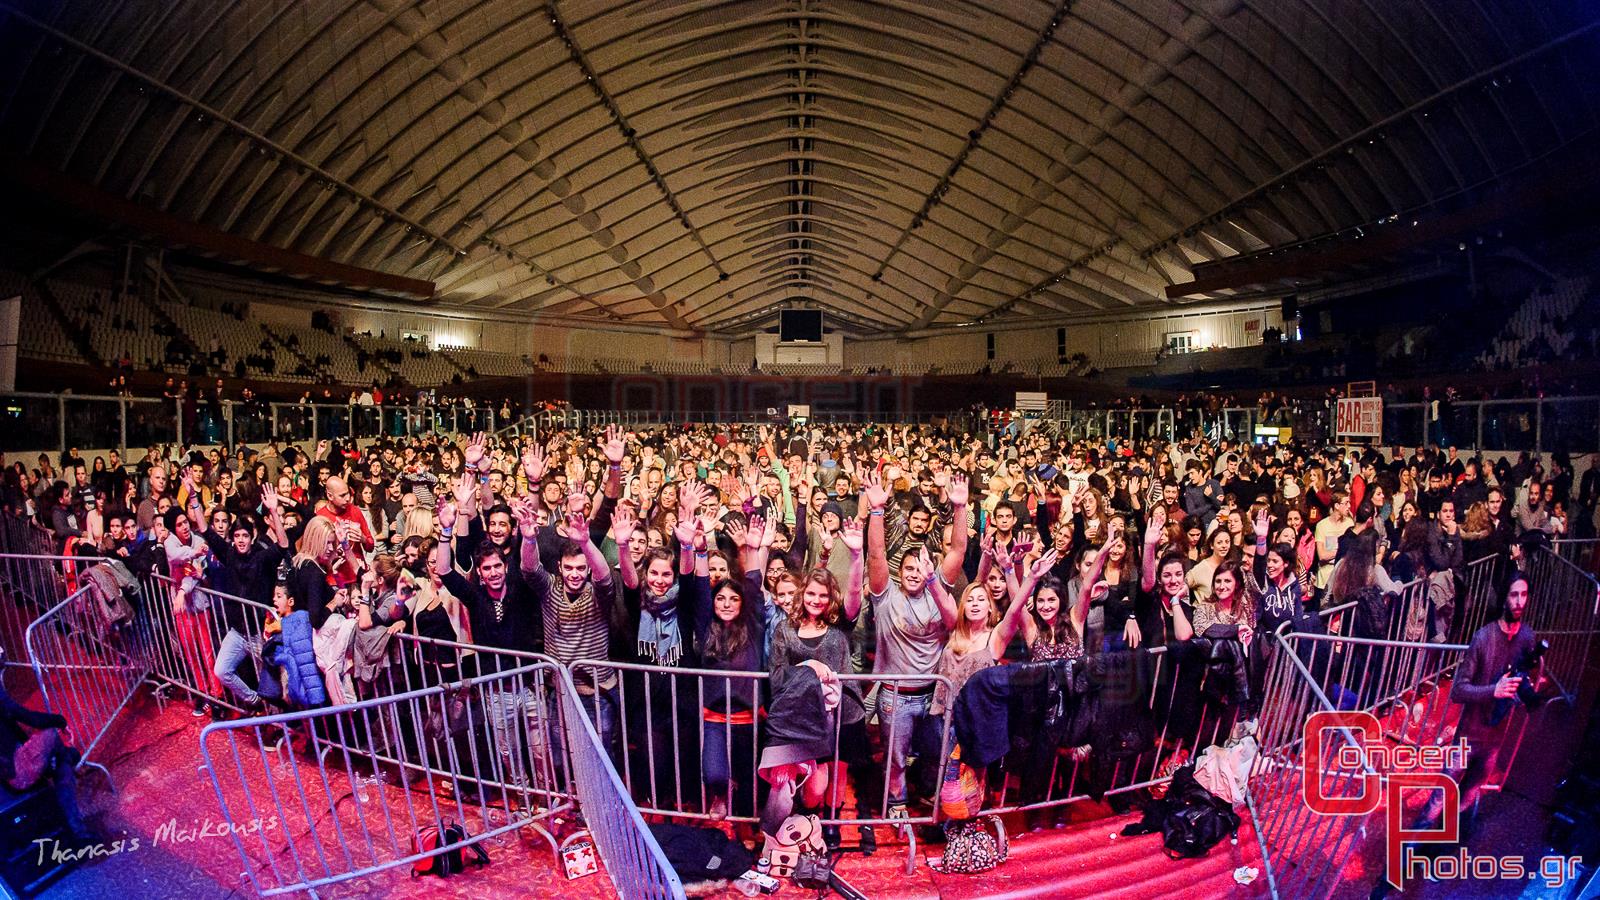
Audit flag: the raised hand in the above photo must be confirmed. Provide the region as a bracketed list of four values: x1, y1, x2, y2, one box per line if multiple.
[1029, 548, 1059, 579]
[742, 514, 765, 551]
[262, 483, 281, 512]
[453, 472, 474, 506]
[862, 469, 890, 510]
[725, 516, 749, 549]
[565, 508, 588, 539]
[612, 501, 638, 546]
[521, 444, 548, 483]
[840, 518, 864, 553]
[565, 483, 587, 516]
[463, 432, 488, 468]
[673, 510, 697, 548]
[1145, 504, 1166, 544]
[438, 501, 457, 532]
[678, 480, 705, 517]
[945, 470, 969, 506]
[1254, 508, 1270, 540]
[602, 425, 626, 464]
[512, 496, 539, 536]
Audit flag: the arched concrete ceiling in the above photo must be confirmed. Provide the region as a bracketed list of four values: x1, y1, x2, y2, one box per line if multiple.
[1, 0, 1596, 334]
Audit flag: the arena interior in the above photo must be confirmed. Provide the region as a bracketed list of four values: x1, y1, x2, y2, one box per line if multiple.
[2, 2, 1600, 899]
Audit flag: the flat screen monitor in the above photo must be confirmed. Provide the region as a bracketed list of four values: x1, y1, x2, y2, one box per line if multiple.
[780, 309, 822, 343]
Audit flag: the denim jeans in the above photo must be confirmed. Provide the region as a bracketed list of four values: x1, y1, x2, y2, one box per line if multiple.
[484, 685, 554, 792]
[874, 686, 935, 808]
[214, 629, 264, 705]
[701, 718, 756, 812]
[555, 686, 620, 770]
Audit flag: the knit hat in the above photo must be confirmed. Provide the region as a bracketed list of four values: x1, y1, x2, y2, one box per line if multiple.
[821, 501, 845, 522]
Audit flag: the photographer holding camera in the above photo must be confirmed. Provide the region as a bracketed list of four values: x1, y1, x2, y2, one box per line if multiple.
[1413, 574, 1546, 840]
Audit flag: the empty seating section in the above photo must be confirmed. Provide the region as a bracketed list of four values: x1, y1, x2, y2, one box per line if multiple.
[261, 323, 365, 384]
[12, 273, 1600, 393]
[351, 334, 460, 385]
[1475, 276, 1593, 370]
[3, 273, 77, 362]
[440, 346, 536, 376]
[150, 296, 289, 380]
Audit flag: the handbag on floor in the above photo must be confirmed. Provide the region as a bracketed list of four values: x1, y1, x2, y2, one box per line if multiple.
[932, 815, 1008, 874]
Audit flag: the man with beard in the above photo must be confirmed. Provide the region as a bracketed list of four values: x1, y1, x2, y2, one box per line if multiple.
[1512, 477, 1552, 535]
[1376, 574, 1545, 900]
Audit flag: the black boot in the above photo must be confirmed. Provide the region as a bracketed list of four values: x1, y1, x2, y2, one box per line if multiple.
[857, 825, 876, 856]
[822, 824, 842, 852]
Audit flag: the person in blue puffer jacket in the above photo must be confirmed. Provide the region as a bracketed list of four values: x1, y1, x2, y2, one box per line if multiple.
[264, 607, 327, 709]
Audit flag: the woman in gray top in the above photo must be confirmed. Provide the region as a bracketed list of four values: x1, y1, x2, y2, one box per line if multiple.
[767, 520, 875, 847]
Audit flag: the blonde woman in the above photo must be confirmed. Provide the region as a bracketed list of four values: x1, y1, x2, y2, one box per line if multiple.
[930, 548, 1057, 717]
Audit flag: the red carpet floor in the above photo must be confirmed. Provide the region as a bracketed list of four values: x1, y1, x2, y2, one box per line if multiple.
[26, 684, 1270, 899]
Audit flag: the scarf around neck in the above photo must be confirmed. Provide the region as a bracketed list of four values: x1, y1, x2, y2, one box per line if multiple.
[637, 580, 682, 666]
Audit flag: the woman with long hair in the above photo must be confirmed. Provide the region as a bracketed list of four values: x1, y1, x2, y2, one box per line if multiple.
[1074, 486, 1108, 547]
[685, 512, 767, 823]
[287, 516, 355, 629]
[768, 520, 873, 849]
[933, 548, 1058, 716]
[1140, 505, 1196, 645]
[1182, 560, 1257, 646]
[1090, 518, 1141, 651]
[1187, 525, 1234, 604]
[1244, 509, 1308, 638]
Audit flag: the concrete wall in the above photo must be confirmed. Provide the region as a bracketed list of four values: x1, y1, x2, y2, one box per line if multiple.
[754, 332, 844, 364]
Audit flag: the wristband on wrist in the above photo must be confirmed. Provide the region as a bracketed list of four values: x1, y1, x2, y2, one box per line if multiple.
[870, 509, 885, 517]
[440, 527, 453, 538]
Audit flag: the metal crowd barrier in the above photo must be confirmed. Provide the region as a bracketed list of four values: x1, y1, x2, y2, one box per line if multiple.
[1246, 628, 1476, 900]
[556, 664, 684, 900]
[1245, 550, 1600, 899]
[970, 643, 1246, 820]
[1552, 538, 1599, 572]
[198, 660, 575, 898]
[570, 659, 955, 874]
[1, 546, 79, 681]
[1524, 546, 1600, 689]
[143, 576, 679, 899]
[22, 574, 147, 783]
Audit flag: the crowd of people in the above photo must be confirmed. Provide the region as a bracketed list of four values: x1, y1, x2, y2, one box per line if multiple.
[0, 411, 1575, 855]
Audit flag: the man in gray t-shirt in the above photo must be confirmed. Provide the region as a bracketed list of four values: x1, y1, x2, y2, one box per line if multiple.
[862, 469, 964, 818]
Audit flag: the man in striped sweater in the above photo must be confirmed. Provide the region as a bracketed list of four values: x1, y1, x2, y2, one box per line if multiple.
[521, 499, 621, 767]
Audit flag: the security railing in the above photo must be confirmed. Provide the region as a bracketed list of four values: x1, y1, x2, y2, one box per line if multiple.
[569, 659, 955, 874]
[556, 664, 684, 900]
[22, 574, 143, 784]
[0, 516, 76, 676]
[198, 659, 575, 898]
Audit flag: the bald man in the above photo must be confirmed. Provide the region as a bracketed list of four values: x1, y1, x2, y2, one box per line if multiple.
[315, 475, 375, 585]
